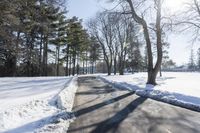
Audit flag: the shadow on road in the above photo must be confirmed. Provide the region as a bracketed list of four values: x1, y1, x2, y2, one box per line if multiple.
[74, 91, 135, 118]
[90, 96, 147, 133]
[76, 86, 116, 95]
[69, 96, 147, 133]
[69, 77, 200, 133]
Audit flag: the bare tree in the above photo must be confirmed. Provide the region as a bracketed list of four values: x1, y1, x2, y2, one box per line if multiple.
[117, 0, 162, 85]
[174, 0, 200, 42]
[113, 13, 133, 75]
[87, 12, 116, 75]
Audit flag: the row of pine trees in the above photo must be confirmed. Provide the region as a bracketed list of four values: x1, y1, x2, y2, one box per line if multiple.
[0, 0, 101, 77]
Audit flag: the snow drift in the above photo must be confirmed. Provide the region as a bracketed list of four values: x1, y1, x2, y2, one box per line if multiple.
[98, 73, 200, 112]
[0, 77, 78, 133]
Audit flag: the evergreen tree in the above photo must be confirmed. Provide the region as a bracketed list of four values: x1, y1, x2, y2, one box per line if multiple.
[89, 36, 101, 74]
[0, 0, 68, 77]
[127, 40, 143, 73]
[50, 13, 67, 76]
[65, 17, 90, 76]
[0, 0, 20, 76]
[188, 48, 196, 71]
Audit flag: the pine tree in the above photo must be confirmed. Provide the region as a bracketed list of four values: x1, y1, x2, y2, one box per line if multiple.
[0, 0, 20, 76]
[50, 13, 67, 76]
[128, 40, 143, 73]
[65, 17, 90, 76]
[89, 36, 101, 74]
[188, 48, 196, 71]
[0, 0, 68, 76]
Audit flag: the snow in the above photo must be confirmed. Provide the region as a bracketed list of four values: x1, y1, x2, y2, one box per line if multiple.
[56, 77, 78, 111]
[0, 77, 78, 133]
[99, 72, 200, 112]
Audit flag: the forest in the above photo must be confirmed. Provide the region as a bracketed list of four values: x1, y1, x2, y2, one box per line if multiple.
[1, 0, 200, 85]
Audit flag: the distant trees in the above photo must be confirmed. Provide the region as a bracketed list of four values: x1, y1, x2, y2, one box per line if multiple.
[184, 48, 200, 71]
[188, 49, 196, 71]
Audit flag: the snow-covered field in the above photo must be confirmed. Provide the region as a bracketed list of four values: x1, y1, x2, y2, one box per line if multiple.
[99, 72, 200, 111]
[0, 77, 77, 133]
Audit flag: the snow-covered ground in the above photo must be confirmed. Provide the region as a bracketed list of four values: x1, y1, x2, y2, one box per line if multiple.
[99, 72, 200, 111]
[0, 77, 77, 133]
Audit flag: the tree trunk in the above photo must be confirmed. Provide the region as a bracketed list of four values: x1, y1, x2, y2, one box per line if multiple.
[43, 35, 48, 76]
[91, 61, 94, 74]
[118, 57, 124, 75]
[76, 53, 79, 75]
[72, 47, 76, 76]
[13, 31, 21, 76]
[66, 45, 69, 76]
[160, 67, 162, 77]
[127, 0, 162, 85]
[105, 59, 111, 76]
[69, 53, 72, 76]
[114, 56, 117, 75]
[147, 0, 162, 85]
[39, 33, 43, 76]
[94, 61, 97, 73]
[86, 57, 88, 74]
[107, 65, 111, 76]
[56, 46, 60, 76]
[83, 59, 85, 74]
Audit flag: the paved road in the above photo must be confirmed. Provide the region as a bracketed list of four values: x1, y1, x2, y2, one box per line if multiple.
[68, 76, 200, 133]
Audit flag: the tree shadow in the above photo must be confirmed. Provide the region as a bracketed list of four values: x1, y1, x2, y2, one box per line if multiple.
[69, 95, 200, 133]
[76, 87, 116, 95]
[68, 96, 147, 133]
[90, 96, 147, 133]
[73, 91, 135, 118]
[128, 107, 200, 133]
[73, 95, 101, 109]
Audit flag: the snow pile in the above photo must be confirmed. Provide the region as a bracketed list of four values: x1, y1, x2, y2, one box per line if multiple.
[0, 77, 78, 133]
[136, 89, 200, 112]
[99, 72, 200, 112]
[56, 77, 78, 111]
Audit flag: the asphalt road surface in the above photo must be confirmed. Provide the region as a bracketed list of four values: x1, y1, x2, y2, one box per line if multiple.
[68, 76, 200, 133]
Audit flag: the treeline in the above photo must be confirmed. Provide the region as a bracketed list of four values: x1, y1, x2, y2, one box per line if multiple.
[0, 0, 100, 77]
[188, 48, 200, 71]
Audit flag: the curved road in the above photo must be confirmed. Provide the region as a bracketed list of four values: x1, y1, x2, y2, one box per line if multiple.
[68, 76, 200, 133]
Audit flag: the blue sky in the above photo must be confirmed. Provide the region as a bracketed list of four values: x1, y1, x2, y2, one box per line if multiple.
[67, 0, 100, 21]
[67, 0, 199, 66]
